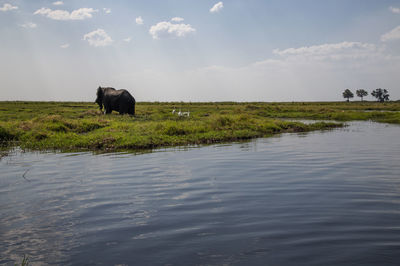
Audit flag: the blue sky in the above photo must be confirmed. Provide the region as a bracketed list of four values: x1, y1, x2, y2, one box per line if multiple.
[1, 0, 400, 101]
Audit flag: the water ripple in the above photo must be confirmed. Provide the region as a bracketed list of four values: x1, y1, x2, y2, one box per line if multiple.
[1, 122, 400, 265]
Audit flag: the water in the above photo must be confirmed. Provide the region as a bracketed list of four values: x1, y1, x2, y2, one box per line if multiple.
[1, 121, 400, 265]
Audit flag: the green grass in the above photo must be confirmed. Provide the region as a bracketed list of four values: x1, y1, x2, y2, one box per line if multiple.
[1, 101, 399, 152]
[14, 255, 29, 266]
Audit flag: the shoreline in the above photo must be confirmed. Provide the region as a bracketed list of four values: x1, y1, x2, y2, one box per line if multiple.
[1, 101, 399, 153]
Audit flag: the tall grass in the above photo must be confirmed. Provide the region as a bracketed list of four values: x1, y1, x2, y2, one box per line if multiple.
[14, 255, 29, 266]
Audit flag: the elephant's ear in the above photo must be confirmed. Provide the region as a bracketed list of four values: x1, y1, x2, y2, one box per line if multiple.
[97, 87, 103, 97]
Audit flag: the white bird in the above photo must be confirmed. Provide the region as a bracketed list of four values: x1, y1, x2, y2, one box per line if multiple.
[172, 109, 176, 114]
[178, 109, 182, 116]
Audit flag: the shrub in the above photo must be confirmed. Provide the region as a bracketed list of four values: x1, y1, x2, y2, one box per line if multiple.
[164, 124, 188, 136]
[211, 115, 233, 129]
[75, 121, 104, 133]
[0, 125, 14, 141]
[46, 122, 69, 132]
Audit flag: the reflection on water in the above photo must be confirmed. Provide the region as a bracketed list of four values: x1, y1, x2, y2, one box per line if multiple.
[1, 122, 400, 265]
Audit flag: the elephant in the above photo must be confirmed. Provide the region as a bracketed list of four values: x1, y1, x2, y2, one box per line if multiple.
[95, 86, 136, 115]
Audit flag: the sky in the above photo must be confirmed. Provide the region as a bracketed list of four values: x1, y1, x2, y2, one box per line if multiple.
[1, 0, 400, 102]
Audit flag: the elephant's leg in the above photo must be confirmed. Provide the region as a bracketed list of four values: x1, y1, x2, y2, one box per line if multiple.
[119, 106, 127, 115]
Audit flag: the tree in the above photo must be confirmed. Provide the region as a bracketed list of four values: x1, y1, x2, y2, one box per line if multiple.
[371, 88, 389, 102]
[356, 89, 368, 101]
[342, 89, 354, 102]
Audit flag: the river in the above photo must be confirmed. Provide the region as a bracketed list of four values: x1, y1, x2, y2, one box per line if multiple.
[1, 121, 400, 265]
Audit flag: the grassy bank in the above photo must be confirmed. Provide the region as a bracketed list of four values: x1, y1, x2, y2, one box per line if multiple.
[1, 101, 398, 152]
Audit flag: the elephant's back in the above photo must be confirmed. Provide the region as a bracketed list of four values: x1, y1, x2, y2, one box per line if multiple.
[103, 87, 119, 97]
[103, 88, 135, 105]
[119, 89, 136, 103]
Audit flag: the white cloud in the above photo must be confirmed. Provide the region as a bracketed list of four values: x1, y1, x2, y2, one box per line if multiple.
[60, 43, 69, 48]
[171, 17, 184, 22]
[20, 22, 37, 29]
[123, 37, 132, 43]
[381, 25, 400, 42]
[273, 42, 378, 60]
[0, 3, 18, 11]
[83, 29, 113, 47]
[114, 40, 400, 102]
[103, 8, 111, 14]
[389, 6, 400, 14]
[149, 21, 195, 39]
[136, 16, 144, 25]
[34, 7, 97, 20]
[210, 2, 223, 13]
[53, 1, 64, 6]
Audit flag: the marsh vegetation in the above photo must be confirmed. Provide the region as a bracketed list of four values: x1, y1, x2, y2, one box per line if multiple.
[0, 101, 399, 152]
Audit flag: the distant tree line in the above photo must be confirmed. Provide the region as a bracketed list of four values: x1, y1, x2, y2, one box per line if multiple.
[342, 88, 390, 102]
